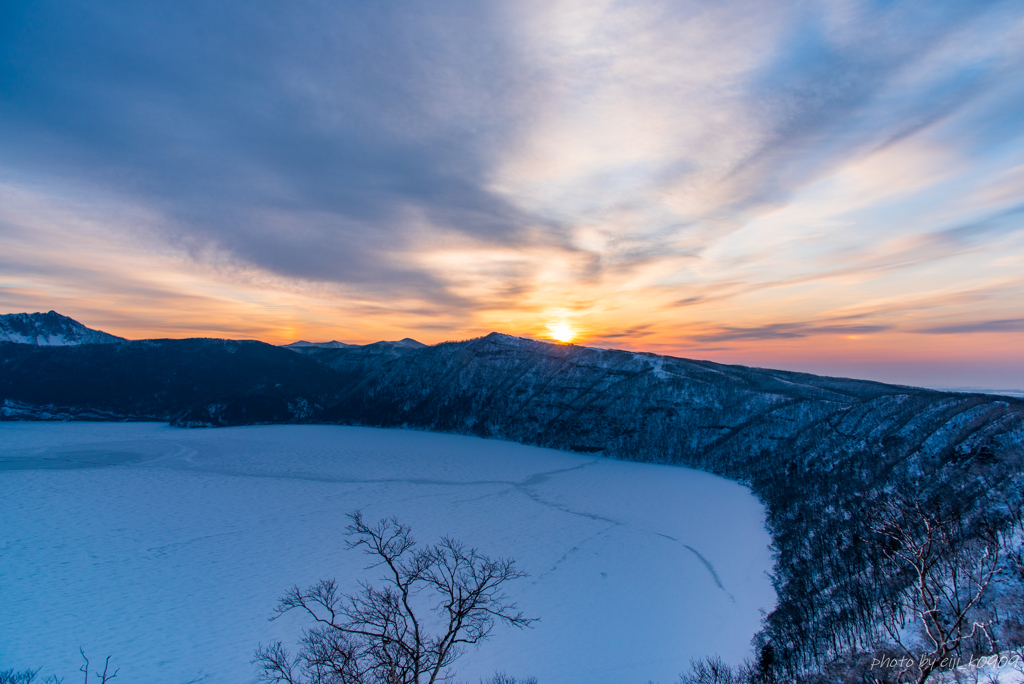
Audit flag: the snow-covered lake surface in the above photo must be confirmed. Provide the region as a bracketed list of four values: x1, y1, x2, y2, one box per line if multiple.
[1, 423, 775, 683]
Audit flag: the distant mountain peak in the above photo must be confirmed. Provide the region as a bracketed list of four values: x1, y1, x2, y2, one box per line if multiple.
[281, 340, 354, 349]
[281, 338, 426, 352]
[0, 311, 124, 346]
[389, 338, 425, 349]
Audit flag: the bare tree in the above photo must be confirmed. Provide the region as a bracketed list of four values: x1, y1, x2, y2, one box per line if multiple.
[677, 655, 742, 684]
[78, 650, 117, 684]
[0, 648, 118, 684]
[255, 512, 535, 684]
[481, 674, 538, 684]
[868, 499, 1001, 684]
[0, 670, 41, 684]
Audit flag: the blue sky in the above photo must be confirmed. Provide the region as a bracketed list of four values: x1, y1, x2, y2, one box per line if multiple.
[1, 0, 1023, 387]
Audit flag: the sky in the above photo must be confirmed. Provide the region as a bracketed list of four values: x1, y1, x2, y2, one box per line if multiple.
[1, 0, 1023, 389]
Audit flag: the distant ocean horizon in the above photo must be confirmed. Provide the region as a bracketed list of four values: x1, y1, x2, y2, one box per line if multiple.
[929, 386, 1024, 399]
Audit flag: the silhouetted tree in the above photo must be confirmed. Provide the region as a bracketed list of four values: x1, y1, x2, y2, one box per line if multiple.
[255, 512, 535, 684]
[0, 648, 117, 684]
[78, 650, 117, 684]
[481, 674, 537, 684]
[677, 655, 742, 684]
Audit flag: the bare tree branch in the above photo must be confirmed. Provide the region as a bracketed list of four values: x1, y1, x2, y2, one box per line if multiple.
[256, 512, 536, 684]
[868, 498, 1001, 684]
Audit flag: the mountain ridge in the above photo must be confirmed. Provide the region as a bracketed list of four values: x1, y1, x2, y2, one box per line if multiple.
[0, 311, 124, 346]
[3, 317, 1020, 429]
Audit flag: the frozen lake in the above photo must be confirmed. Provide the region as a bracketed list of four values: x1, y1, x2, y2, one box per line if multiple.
[0, 423, 775, 683]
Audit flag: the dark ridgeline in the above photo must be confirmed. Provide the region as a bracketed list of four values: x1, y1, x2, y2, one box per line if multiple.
[0, 338, 346, 424]
[2, 321, 1023, 677]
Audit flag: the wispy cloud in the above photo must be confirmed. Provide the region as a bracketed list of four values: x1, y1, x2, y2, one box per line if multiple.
[688, 323, 891, 343]
[919, 318, 1024, 334]
[1, 0, 1023, 385]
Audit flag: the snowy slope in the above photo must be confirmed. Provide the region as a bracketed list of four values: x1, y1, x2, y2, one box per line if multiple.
[0, 423, 775, 684]
[0, 311, 123, 345]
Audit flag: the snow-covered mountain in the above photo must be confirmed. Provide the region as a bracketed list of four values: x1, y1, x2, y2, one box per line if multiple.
[0, 311, 124, 345]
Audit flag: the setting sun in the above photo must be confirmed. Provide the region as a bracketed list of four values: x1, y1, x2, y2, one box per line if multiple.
[549, 321, 575, 343]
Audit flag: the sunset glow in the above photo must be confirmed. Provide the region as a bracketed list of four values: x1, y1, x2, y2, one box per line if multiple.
[549, 322, 576, 344]
[1, 1, 1023, 389]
